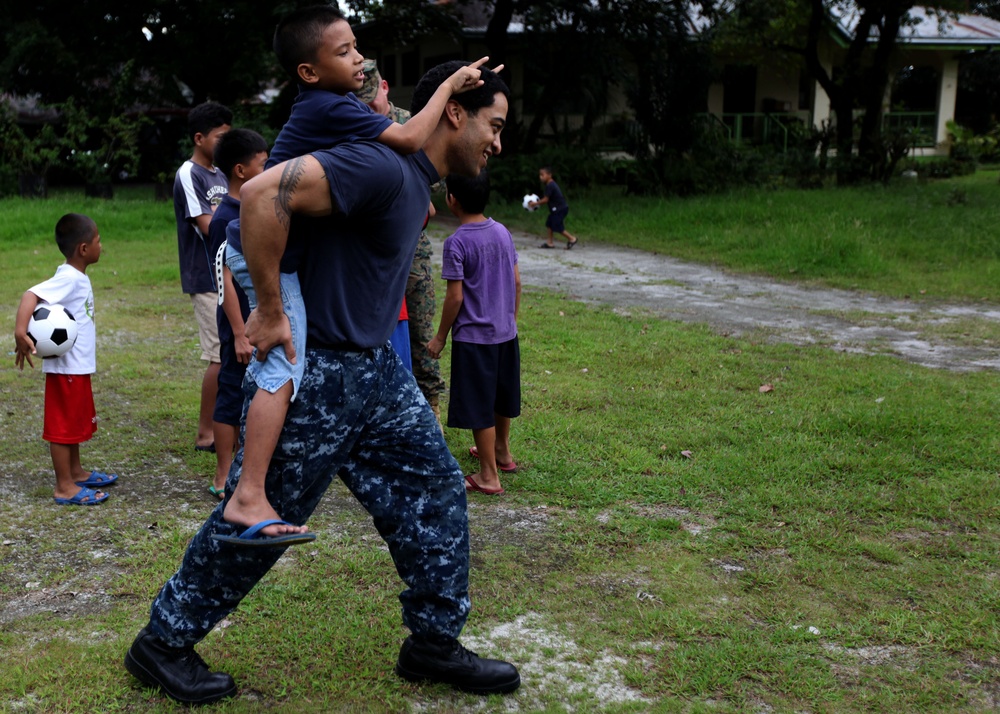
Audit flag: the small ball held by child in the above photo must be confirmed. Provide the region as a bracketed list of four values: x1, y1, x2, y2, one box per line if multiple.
[522, 193, 539, 211]
[27, 304, 78, 358]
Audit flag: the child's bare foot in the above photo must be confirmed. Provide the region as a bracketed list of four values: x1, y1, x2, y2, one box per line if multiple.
[222, 489, 308, 537]
[464, 472, 504, 495]
[469, 445, 518, 473]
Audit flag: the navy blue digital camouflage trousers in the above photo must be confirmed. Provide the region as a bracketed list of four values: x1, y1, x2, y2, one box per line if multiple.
[148, 344, 470, 648]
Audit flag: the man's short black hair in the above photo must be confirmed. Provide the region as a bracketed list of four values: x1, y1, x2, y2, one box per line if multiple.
[411, 61, 509, 116]
[273, 5, 348, 83]
[187, 102, 232, 141]
[214, 129, 269, 180]
[55, 213, 97, 258]
[446, 169, 491, 215]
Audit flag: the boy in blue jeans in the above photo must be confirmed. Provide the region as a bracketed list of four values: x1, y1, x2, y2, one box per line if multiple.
[224, 5, 501, 541]
[205, 129, 269, 500]
[427, 169, 521, 495]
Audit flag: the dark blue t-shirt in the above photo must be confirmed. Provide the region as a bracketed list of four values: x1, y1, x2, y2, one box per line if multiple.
[207, 195, 250, 343]
[267, 87, 394, 275]
[544, 180, 568, 211]
[269, 88, 392, 167]
[301, 142, 438, 349]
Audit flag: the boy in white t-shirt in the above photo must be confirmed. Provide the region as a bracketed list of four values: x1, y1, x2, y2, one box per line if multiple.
[14, 213, 119, 505]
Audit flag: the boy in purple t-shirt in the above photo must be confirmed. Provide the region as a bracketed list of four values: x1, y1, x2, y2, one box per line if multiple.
[427, 169, 521, 495]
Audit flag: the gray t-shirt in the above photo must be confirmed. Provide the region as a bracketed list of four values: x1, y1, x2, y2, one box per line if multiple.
[173, 160, 228, 294]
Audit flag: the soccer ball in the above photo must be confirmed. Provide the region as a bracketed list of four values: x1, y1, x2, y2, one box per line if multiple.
[522, 193, 539, 211]
[27, 304, 78, 358]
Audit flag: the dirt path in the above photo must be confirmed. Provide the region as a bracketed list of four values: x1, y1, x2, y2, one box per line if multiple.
[428, 216, 1000, 373]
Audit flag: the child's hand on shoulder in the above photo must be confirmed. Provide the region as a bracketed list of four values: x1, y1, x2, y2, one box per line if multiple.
[448, 57, 504, 95]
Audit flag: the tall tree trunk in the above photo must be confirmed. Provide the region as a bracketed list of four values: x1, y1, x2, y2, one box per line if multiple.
[484, 0, 514, 73]
[858, 6, 908, 180]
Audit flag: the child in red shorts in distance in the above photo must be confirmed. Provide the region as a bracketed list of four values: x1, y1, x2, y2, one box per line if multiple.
[14, 213, 119, 505]
[427, 169, 521, 495]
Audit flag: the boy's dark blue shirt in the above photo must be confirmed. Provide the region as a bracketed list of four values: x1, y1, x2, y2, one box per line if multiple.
[266, 87, 394, 274]
[268, 88, 392, 167]
[303, 141, 438, 349]
[544, 180, 567, 211]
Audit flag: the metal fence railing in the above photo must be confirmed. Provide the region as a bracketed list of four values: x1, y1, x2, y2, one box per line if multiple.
[882, 111, 937, 147]
[705, 110, 938, 152]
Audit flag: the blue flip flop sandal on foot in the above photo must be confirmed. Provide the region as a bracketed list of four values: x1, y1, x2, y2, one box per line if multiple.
[55, 486, 109, 506]
[211, 519, 316, 548]
[75, 470, 118, 488]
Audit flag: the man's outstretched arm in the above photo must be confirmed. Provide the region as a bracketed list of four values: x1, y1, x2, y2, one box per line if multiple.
[239, 154, 336, 360]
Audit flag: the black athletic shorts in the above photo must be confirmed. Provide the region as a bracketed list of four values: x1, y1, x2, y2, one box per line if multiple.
[446, 336, 521, 430]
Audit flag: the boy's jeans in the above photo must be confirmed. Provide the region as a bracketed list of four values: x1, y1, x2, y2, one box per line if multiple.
[224, 245, 306, 400]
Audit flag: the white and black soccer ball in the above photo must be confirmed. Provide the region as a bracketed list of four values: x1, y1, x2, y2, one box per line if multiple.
[522, 193, 539, 211]
[27, 303, 78, 358]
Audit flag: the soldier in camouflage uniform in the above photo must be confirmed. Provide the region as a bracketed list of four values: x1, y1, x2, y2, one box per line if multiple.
[359, 60, 447, 426]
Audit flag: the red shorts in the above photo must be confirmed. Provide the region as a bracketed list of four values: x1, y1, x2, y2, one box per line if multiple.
[44, 373, 97, 444]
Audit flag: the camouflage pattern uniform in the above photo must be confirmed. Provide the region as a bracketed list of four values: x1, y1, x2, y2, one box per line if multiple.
[148, 345, 470, 647]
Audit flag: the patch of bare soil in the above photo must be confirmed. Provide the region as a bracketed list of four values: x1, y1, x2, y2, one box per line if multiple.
[427, 216, 1000, 373]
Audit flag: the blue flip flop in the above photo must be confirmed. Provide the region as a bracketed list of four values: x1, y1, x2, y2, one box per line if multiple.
[211, 519, 316, 548]
[55, 486, 109, 506]
[75, 470, 118, 488]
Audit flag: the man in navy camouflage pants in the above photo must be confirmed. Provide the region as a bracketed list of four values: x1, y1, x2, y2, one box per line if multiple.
[123, 60, 519, 704]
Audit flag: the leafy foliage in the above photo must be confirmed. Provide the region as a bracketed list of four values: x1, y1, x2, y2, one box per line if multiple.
[708, 0, 969, 185]
[0, 1, 306, 108]
[946, 120, 1000, 164]
[0, 105, 68, 178]
[487, 147, 622, 200]
[61, 64, 151, 189]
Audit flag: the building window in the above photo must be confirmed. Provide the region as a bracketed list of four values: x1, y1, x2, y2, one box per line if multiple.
[891, 65, 939, 111]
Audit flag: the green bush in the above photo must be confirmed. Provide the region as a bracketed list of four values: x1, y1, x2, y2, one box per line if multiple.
[947, 120, 999, 164]
[617, 118, 835, 197]
[911, 157, 978, 179]
[0, 162, 16, 198]
[487, 148, 619, 203]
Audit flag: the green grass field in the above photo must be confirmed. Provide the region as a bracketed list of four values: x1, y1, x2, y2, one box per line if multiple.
[0, 179, 998, 713]
[487, 168, 1000, 302]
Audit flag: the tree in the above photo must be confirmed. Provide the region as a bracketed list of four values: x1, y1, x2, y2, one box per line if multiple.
[0, 1, 308, 110]
[0, 1, 323, 185]
[710, 0, 967, 184]
[349, 0, 714, 155]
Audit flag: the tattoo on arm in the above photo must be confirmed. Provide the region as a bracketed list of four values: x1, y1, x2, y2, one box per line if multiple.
[273, 158, 308, 230]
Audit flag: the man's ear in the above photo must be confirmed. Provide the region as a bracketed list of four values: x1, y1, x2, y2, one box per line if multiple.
[193, 132, 206, 147]
[297, 63, 320, 85]
[445, 100, 463, 128]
